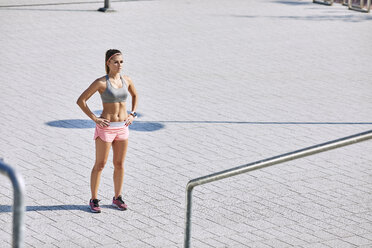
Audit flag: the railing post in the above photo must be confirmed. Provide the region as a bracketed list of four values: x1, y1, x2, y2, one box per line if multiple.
[0, 159, 26, 248]
[184, 183, 194, 248]
[98, 0, 115, 12]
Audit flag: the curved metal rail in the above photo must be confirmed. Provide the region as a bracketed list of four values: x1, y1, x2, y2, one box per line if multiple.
[184, 130, 372, 248]
[0, 159, 25, 248]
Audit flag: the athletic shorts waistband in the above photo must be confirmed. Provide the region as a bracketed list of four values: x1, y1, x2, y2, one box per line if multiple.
[108, 122, 126, 127]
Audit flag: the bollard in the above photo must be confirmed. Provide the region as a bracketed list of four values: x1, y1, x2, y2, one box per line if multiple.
[98, 0, 115, 12]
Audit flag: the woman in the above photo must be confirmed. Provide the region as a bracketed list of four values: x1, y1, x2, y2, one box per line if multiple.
[77, 49, 138, 213]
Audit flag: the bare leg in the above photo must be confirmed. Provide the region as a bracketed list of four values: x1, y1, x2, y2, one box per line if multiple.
[112, 139, 128, 198]
[91, 137, 111, 199]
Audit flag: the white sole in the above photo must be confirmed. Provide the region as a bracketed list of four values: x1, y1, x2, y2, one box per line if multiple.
[89, 207, 101, 213]
[112, 203, 127, 210]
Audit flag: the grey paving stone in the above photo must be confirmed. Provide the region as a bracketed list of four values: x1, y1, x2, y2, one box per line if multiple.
[342, 235, 372, 246]
[322, 239, 357, 248]
[0, 229, 11, 247]
[341, 224, 371, 236]
[142, 235, 177, 247]
[278, 235, 309, 246]
[297, 232, 323, 244]
[324, 227, 355, 239]
[300, 243, 332, 248]
[263, 238, 292, 248]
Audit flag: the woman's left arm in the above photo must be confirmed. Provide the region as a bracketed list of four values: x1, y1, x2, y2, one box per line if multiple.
[126, 76, 138, 113]
[124, 76, 138, 126]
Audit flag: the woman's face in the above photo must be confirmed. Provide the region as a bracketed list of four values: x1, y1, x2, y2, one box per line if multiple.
[107, 54, 123, 73]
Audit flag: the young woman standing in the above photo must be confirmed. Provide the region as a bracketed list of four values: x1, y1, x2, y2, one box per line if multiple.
[77, 49, 138, 213]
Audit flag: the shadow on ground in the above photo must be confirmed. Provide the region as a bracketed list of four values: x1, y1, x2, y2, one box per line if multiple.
[0, 0, 151, 7]
[231, 14, 372, 22]
[0, 205, 90, 213]
[272, 0, 313, 5]
[47, 110, 165, 131]
[0, 204, 127, 213]
[0, 0, 152, 12]
[46, 119, 165, 132]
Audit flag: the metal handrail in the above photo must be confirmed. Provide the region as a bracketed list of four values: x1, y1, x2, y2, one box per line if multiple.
[348, 0, 371, 12]
[0, 159, 26, 248]
[184, 130, 372, 248]
[313, 0, 334, 5]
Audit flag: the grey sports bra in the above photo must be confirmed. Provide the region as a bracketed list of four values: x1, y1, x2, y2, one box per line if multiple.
[100, 75, 129, 103]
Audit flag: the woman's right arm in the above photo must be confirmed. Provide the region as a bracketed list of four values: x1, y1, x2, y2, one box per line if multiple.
[76, 79, 109, 127]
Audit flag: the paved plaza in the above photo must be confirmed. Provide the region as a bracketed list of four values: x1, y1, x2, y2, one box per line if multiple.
[1, 0, 372, 247]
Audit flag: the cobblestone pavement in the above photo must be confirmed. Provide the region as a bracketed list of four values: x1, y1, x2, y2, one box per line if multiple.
[1, 0, 372, 247]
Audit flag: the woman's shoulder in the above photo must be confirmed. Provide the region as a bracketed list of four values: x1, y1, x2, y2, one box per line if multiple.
[96, 75, 108, 82]
[87, 76, 107, 92]
[122, 75, 133, 85]
[92, 76, 107, 86]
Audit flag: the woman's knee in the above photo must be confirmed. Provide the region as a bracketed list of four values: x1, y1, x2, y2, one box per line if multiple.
[113, 161, 124, 169]
[93, 160, 107, 171]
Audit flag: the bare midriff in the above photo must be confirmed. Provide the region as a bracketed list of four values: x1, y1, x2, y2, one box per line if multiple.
[100, 102, 128, 122]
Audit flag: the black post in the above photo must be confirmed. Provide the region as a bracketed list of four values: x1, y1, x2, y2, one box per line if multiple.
[98, 0, 115, 12]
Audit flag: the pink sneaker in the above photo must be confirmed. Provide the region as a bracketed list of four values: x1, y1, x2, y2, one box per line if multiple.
[89, 199, 101, 213]
[112, 195, 128, 211]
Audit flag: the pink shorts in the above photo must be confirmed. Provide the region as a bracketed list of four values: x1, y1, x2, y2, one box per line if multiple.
[94, 122, 129, 142]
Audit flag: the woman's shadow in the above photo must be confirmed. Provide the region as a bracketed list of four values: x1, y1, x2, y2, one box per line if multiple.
[46, 111, 165, 132]
[0, 204, 118, 213]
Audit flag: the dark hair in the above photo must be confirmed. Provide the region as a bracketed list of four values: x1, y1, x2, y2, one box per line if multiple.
[105, 49, 122, 74]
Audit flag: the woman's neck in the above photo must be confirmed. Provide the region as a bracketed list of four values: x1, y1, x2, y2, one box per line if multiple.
[108, 72, 120, 80]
